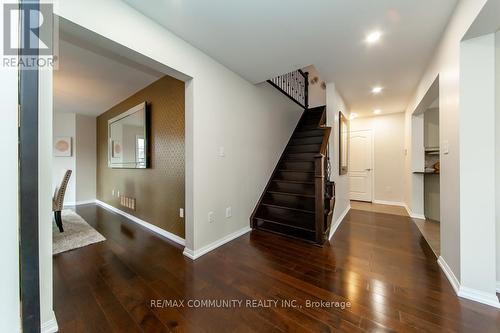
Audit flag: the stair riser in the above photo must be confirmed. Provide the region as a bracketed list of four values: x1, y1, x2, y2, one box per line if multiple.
[275, 171, 314, 182]
[264, 193, 315, 211]
[269, 182, 315, 195]
[257, 206, 315, 226]
[286, 144, 321, 153]
[284, 152, 317, 160]
[293, 129, 325, 138]
[281, 160, 314, 171]
[254, 220, 316, 242]
[290, 136, 323, 145]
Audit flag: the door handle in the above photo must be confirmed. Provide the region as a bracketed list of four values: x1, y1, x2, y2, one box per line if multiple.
[365, 168, 372, 171]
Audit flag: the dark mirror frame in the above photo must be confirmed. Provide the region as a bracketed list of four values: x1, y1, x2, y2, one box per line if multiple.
[339, 111, 349, 175]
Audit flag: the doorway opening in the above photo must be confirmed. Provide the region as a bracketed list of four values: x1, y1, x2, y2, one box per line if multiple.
[411, 76, 441, 257]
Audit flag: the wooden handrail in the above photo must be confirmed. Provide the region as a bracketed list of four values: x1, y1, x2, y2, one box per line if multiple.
[318, 127, 331, 157]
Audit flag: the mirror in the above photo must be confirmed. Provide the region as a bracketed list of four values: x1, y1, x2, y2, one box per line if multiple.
[339, 111, 349, 175]
[108, 102, 149, 168]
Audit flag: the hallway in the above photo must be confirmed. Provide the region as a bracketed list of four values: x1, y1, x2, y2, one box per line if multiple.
[53, 205, 500, 332]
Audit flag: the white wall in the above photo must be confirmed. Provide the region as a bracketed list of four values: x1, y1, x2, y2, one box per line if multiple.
[303, 65, 326, 108]
[53, 0, 302, 256]
[459, 33, 497, 304]
[496, 30, 500, 285]
[53, 113, 76, 204]
[75, 114, 96, 202]
[404, 0, 488, 283]
[0, 0, 21, 329]
[326, 83, 351, 228]
[351, 113, 405, 204]
[53, 113, 97, 205]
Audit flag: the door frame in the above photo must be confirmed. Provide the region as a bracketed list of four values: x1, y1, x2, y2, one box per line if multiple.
[348, 129, 375, 202]
[18, 0, 41, 332]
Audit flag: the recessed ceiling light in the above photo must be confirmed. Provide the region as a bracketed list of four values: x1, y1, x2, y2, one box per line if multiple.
[350, 113, 358, 120]
[365, 31, 382, 44]
[373, 109, 382, 115]
[372, 86, 383, 94]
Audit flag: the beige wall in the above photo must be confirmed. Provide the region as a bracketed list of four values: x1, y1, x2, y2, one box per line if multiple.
[75, 114, 96, 202]
[97, 75, 185, 237]
[351, 113, 405, 204]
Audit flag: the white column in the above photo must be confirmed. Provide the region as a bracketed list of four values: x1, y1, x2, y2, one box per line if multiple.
[459, 33, 499, 307]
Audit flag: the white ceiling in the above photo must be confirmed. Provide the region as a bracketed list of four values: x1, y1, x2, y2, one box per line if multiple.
[54, 27, 164, 116]
[123, 0, 457, 116]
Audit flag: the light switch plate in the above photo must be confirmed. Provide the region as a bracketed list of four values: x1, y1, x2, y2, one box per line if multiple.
[218, 147, 225, 157]
[442, 140, 449, 155]
[225, 207, 232, 218]
[180, 208, 184, 218]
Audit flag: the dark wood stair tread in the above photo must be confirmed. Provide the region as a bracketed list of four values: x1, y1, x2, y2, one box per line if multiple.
[254, 216, 315, 232]
[267, 191, 315, 198]
[272, 179, 314, 185]
[278, 169, 314, 173]
[261, 202, 314, 214]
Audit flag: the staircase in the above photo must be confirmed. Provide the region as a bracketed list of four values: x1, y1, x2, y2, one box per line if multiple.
[251, 106, 335, 245]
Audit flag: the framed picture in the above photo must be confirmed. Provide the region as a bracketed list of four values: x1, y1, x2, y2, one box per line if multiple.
[53, 136, 72, 157]
[339, 112, 349, 175]
[112, 140, 122, 158]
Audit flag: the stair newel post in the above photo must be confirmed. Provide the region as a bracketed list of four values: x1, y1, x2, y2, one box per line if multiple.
[304, 71, 309, 109]
[314, 154, 326, 244]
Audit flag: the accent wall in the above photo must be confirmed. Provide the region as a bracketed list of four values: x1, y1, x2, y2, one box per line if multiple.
[97, 75, 185, 238]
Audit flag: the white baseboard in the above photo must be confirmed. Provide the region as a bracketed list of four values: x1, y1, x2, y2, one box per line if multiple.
[183, 226, 251, 260]
[458, 287, 500, 309]
[41, 311, 58, 333]
[438, 256, 500, 308]
[403, 203, 426, 219]
[329, 204, 351, 240]
[63, 199, 97, 207]
[95, 199, 185, 246]
[437, 256, 460, 294]
[372, 199, 406, 207]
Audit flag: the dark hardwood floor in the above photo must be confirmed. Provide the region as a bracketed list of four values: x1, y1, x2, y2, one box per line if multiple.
[54, 205, 500, 332]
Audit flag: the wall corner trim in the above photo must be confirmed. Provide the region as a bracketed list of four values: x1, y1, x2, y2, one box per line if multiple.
[183, 226, 251, 260]
[458, 287, 500, 309]
[403, 203, 426, 220]
[41, 311, 58, 333]
[328, 205, 351, 240]
[437, 256, 460, 294]
[438, 256, 500, 309]
[95, 200, 185, 246]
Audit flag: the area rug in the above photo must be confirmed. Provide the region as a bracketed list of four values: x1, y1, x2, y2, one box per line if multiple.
[53, 210, 106, 255]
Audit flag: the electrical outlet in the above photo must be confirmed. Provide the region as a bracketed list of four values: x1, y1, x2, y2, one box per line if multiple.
[218, 146, 225, 157]
[225, 207, 232, 218]
[208, 211, 215, 223]
[180, 208, 184, 218]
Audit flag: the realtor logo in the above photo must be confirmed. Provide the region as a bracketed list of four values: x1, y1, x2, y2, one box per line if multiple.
[3, 3, 53, 55]
[2, 2, 58, 69]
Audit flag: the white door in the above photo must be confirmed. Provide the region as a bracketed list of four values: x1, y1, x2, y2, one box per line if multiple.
[349, 130, 373, 202]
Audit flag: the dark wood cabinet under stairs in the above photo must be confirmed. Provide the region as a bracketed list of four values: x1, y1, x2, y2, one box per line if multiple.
[251, 106, 335, 245]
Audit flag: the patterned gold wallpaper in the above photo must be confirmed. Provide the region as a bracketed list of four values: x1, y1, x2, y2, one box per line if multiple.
[97, 75, 185, 237]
